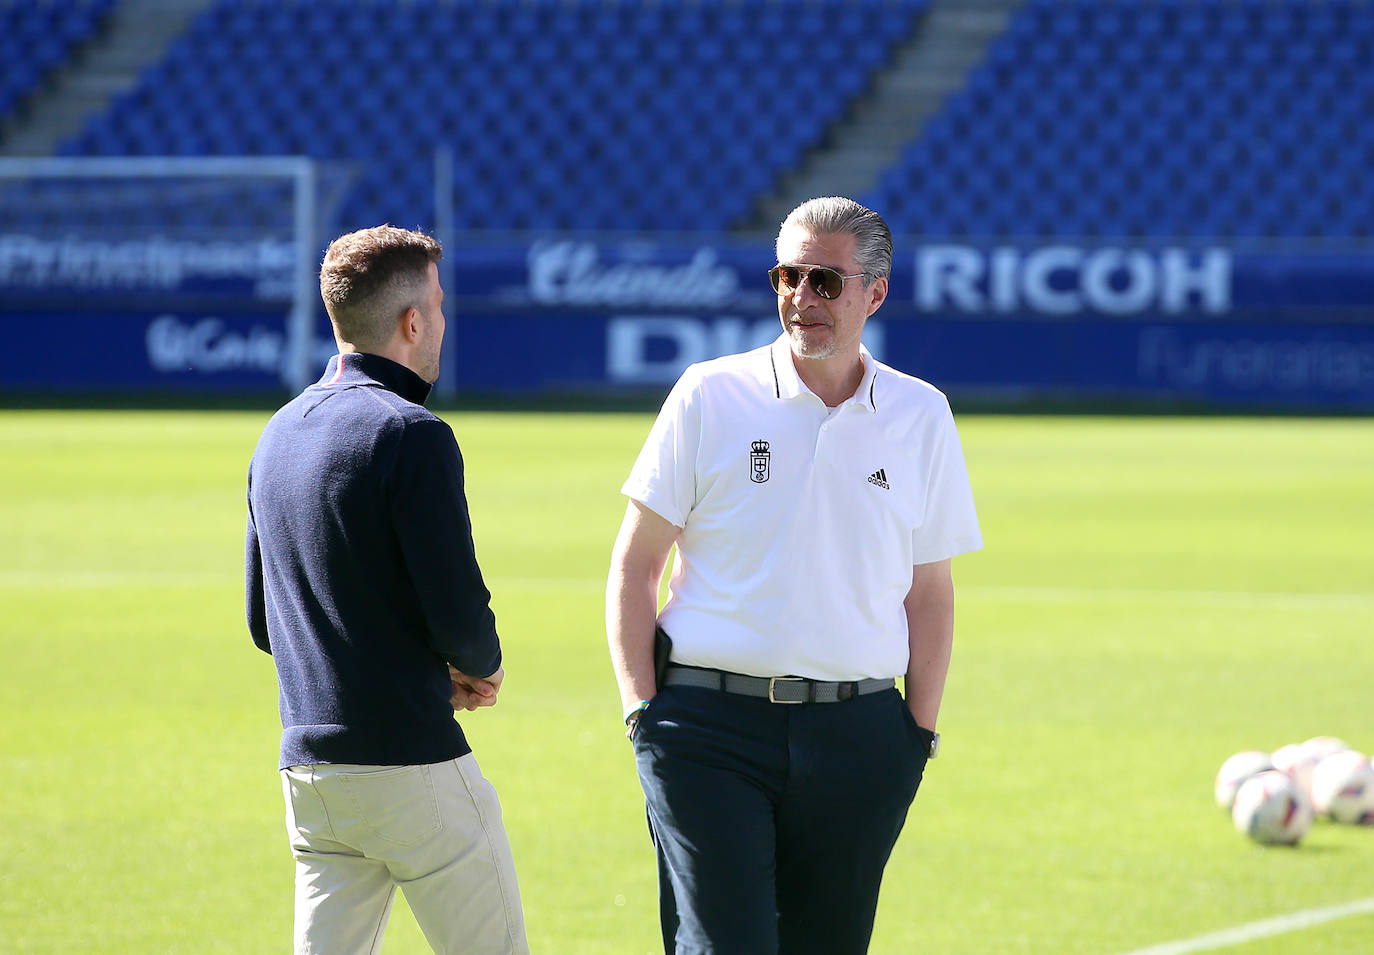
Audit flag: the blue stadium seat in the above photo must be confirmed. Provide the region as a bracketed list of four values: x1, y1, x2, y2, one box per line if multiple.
[76, 0, 1337, 243]
[868, 0, 1373, 238]
[61, 0, 930, 233]
[0, 0, 113, 124]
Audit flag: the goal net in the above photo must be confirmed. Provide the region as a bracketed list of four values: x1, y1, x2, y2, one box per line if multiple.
[0, 156, 321, 390]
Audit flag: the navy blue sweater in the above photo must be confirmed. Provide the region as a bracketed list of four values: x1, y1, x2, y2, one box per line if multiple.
[246, 353, 501, 769]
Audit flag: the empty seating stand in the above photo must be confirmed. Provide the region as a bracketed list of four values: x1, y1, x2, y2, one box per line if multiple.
[0, 0, 114, 120]
[865, 0, 1374, 239]
[36, 0, 1374, 241]
[61, 0, 928, 234]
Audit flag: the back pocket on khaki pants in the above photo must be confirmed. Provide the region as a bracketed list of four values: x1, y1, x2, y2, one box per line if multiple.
[339, 765, 443, 847]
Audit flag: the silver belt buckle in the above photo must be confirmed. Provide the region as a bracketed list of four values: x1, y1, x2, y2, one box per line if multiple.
[768, 676, 805, 704]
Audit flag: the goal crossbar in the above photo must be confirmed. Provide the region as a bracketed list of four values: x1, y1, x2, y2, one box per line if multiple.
[0, 155, 319, 390]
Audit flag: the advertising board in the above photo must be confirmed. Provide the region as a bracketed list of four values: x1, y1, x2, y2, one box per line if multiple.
[3, 232, 1371, 409]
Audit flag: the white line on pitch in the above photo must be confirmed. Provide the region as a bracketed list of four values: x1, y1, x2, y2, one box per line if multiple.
[1115, 897, 1374, 955]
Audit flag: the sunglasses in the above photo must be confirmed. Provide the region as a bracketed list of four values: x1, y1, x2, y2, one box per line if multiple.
[768, 264, 866, 300]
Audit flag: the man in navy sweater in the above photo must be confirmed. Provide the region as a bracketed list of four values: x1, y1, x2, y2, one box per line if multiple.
[246, 225, 528, 954]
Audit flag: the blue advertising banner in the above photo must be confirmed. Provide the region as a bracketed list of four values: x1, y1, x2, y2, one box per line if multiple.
[4, 305, 1372, 409]
[4, 231, 1370, 318]
[3, 310, 299, 390]
[451, 236, 1374, 322]
[0, 234, 296, 303]
[440, 235, 1374, 408]
[451, 311, 1374, 409]
[3, 233, 1372, 409]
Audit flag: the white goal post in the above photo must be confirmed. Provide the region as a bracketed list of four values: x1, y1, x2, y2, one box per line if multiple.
[0, 155, 319, 390]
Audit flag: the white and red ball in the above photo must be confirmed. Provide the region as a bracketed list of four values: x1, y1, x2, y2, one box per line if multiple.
[1310, 750, 1374, 825]
[1215, 750, 1275, 810]
[1231, 769, 1313, 845]
[1271, 742, 1321, 801]
[1301, 736, 1351, 764]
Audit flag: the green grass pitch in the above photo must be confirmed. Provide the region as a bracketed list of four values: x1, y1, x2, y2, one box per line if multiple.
[1, 409, 1371, 953]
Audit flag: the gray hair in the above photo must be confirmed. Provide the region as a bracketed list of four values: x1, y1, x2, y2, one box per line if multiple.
[777, 196, 892, 282]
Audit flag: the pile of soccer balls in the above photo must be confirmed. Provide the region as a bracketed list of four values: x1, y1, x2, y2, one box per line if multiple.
[1216, 736, 1374, 845]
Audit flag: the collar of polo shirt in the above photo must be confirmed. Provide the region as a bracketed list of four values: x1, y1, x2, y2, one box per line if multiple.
[769, 336, 880, 412]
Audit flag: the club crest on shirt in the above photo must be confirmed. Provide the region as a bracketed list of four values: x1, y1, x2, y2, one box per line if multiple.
[749, 439, 771, 483]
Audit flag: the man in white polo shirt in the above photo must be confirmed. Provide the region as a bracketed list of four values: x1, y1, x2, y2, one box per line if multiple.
[606, 196, 982, 954]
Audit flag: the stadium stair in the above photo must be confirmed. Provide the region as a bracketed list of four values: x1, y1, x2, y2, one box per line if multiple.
[56, 0, 939, 235]
[742, 0, 1022, 234]
[863, 0, 1374, 239]
[0, 0, 213, 158]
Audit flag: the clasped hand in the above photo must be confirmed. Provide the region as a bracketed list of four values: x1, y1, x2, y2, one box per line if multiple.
[449, 665, 504, 711]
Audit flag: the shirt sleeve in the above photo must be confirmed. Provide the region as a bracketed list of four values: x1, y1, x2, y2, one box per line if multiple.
[244, 471, 271, 654]
[912, 400, 983, 564]
[620, 367, 700, 528]
[388, 417, 502, 678]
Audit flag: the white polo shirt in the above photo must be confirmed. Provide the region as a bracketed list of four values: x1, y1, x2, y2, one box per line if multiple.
[622, 335, 982, 682]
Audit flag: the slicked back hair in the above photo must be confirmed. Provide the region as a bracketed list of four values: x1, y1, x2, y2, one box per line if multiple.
[319, 225, 443, 349]
[777, 197, 892, 285]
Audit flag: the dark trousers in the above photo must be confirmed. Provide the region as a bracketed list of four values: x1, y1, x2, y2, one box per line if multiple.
[633, 684, 932, 955]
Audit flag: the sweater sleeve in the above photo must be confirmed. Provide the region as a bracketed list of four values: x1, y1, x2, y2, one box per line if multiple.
[389, 416, 502, 678]
[244, 488, 271, 654]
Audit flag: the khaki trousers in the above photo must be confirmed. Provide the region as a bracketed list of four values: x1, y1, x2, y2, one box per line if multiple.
[282, 755, 528, 955]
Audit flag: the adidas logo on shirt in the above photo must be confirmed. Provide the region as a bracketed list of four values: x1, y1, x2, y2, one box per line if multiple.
[867, 468, 890, 490]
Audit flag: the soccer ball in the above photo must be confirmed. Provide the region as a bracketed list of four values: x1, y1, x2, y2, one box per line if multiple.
[1310, 750, 1374, 825]
[1231, 770, 1313, 845]
[1214, 750, 1275, 810]
[1271, 742, 1321, 801]
[1301, 735, 1351, 763]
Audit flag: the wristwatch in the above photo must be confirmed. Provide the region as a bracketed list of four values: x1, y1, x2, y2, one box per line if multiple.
[624, 699, 651, 740]
[928, 730, 940, 759]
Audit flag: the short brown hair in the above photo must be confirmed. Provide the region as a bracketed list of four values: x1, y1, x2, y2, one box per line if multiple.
[319, 225, 443, 349]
